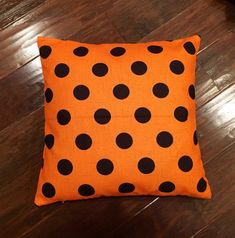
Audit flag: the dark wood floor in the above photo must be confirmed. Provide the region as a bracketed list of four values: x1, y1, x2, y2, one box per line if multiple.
[0, 0, 235, 237]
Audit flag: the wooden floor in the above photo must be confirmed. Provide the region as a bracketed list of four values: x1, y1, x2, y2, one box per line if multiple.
[0, 0, 235, 237]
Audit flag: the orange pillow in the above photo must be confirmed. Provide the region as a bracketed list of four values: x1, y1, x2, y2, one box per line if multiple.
[35, 35, 211, 206]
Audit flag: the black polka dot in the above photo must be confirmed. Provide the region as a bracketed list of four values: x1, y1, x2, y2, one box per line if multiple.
[197, 177, 207, 192]
[57, 109, 71, 125]
[193, 130, 198, 145]
[75, 133, 92, 150]
[57, 159, 73, 175]
[116, 133, 133, 149]
[54, 63, 70, 78]
[96, 159, 114, 175]
[42, 182, 56, 198]
[113, 84, 130, 99]
[110, 47, 126, 56]
[73, 85, 90, 100]
[94, 108, 111, 125]
[188, 84, 195, 99]
[156, 131, 173, 148]
[118, 183, 135, 193]
[44, 134, 54, 149]
[169, 60, 184, 74]
[39, 45, 52, 59]
[174, 106, 188, 122]
[178, 156, 193, 172]
[183, 41, 196, 55]
[73, 46, 88, 56]
[131, 61, 147, 75]
[147, 45, 163, 54]
[78, 184, 95, 196]
[92, 63, 108, 77]
[138, 157, 155, 174]
[45, 88, 53, 103]
[152, 83, 169, 98]
[134, 107, 151, 123]
[159, 181, 175, 193]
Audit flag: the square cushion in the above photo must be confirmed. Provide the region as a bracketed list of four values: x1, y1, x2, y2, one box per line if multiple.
[35, 35, 211, 206]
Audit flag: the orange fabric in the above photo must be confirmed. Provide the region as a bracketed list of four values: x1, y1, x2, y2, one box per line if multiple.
[35, 35, 211, 206]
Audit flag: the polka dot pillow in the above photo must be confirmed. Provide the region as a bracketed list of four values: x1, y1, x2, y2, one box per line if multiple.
[35, 35, 211, 206]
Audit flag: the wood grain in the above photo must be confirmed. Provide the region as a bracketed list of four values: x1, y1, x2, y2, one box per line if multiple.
[107, 0, 195, 42]
[0, 0, 122, 80]
[197, 84, 235, 161]
[0, 0, 235, 237]
[0, 0, 46, 29]
[140, 0, 235, 48]
[194, 205, 235, 237]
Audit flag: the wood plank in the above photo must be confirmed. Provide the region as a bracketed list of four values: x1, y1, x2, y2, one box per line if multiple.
[195, 64, 219, 108]
[0, 0, 46, 29]
[107, 0, 195, 42]
[21, 198, 158, 238]
[193, 205, 235, 238]
[197, 84, 235, 162]
[107, 143, 235, 238]
[0, 58, 43, 132]
[197, 31, 235, 91]
[0, 0, 122, 80]
[0, 108, 44, 189]
[139, 0, 235, 49]
[195, 31, 235, 108]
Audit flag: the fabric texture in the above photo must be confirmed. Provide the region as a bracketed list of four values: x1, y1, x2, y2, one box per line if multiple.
[35, 35, 211, 206]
